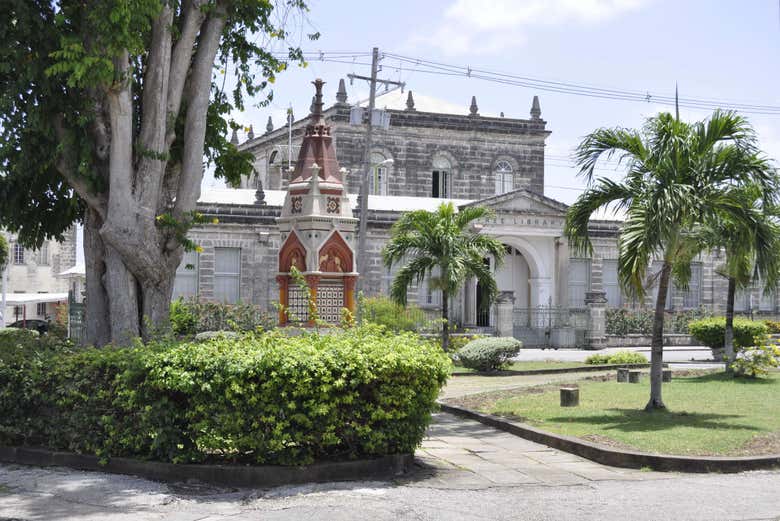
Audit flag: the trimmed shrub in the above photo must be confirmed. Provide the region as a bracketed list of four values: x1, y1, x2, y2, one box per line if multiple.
[0, 325, 449, 466]
[457, 337, 522, 372]
[584, 350, 648, 365]
[688, 318, 768, 350]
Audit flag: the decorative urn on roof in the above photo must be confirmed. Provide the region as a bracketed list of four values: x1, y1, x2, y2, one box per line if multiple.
[276, 79, 358, 326]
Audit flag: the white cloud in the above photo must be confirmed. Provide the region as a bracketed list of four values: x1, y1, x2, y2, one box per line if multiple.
[410, 0, 650, 56]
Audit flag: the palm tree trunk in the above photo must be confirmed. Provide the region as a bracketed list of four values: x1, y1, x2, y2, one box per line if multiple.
[441, 289, 450, 351]
[645, 261, 671, 411]
[724, 276, 736, 374]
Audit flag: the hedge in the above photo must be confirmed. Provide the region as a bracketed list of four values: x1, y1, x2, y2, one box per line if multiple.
[457, 337, 522, 372]
[0, 325, 450, 466]
[585, 350, 648, 365]
[688, 318, 768, 350]
[0, 327, 39, 347]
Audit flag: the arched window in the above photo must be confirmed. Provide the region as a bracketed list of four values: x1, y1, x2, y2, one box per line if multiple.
[370, 151, 390, 196]
[494, 160, 514, 195]
[432, 156, 452, 198]
[269, 150, 278, 165]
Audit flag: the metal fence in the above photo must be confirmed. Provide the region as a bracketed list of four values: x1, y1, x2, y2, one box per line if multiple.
[67, 290, 84, 344]
[512, 306, 590, 349]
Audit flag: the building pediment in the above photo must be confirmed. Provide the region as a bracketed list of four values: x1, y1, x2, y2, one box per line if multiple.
[462, 189, 568, 215]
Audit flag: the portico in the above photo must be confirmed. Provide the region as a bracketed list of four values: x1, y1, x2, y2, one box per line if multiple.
[459, 189, 569, 329]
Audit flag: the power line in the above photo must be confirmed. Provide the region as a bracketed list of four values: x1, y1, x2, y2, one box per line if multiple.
[269, 50, 780, 115]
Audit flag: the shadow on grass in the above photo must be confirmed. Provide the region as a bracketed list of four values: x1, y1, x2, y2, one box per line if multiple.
[545, 409, 761, 434]
[683, 372, 779, 385]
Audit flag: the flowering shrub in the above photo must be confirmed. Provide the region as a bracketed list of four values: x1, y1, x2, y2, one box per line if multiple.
[730, 343, 780, 378]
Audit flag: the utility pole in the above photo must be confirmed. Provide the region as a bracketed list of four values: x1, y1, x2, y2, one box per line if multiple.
[352, 47, 404, 321]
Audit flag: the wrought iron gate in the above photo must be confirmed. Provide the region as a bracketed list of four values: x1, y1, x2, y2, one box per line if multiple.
[512, 306, 590, 348]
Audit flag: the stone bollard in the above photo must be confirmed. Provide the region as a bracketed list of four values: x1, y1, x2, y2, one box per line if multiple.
[662, 369, 672, 382]
[617, 368, 629, 383]
[628, 370, 642, 383]
[560, 386, 580, 407]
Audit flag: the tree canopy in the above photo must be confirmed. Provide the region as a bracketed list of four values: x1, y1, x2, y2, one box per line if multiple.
[383, 203, 505, 350]
[565, 110, 778, 410]
[0, 0, 312, 344]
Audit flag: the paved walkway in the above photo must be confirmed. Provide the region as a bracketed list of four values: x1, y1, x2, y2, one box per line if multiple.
[1, 369, 779, 520]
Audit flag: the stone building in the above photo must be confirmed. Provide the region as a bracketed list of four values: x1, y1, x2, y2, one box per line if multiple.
[180, 80, 776, 346]
[1, 228, 78, 326]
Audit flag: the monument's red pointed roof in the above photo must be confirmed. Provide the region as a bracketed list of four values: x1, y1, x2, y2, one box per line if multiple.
[290, 79, 343, 186]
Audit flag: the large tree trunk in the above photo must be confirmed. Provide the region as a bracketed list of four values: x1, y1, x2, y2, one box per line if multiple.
[442, 290, 450, 351]
[83, 208, 110, 347]
[645, 261, 671, 411]
[724, 276, 736, 374]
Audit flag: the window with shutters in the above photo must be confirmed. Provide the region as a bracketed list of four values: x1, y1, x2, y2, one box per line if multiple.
[602, 259, 622, 308]
[680, 263, 702, 309]
[370, 151, 389, 196]
[36, 242, 49, 265]
[13, 243, 24, 265]
[568, 259, 591, 308]
[172, 250, 199, 300]
[214, 248, 240, 303]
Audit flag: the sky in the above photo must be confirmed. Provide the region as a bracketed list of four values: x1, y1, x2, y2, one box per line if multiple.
[210, 0, 780, 205]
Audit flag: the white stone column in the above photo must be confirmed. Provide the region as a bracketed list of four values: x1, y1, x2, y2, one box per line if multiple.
[529, 277, 553, 308]
[464, 278, 477, 326]
[494, 290, 515, 338]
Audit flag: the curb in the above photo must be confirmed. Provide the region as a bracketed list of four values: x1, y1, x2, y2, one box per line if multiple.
[451, 363, 657, 377]
[438, 403, 780, 473]
[0, 447, 414, 488]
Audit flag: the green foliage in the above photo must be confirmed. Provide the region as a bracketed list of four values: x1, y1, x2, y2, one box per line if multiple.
[606, 308, 711, 335]
[169, 299, 197, 336]
[764, 320, 780, 334]
[688, 318, 768, 350]
[457, 337, 522, 372]
[447, 334, 485, 353]
[605, 309, 653, 336]
[0, 326, 449, 465]
[0, 327, 40, 348]
[0, 235, 7, 269]
[585, 350, 648, 365]
[169, 299, 275, 334]
[361, 296, 427, 332]
[730, 344, 780, 378]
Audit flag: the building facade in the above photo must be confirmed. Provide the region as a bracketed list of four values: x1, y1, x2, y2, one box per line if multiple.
[177, 80, 776, 345]
[1, 228, 78, 326]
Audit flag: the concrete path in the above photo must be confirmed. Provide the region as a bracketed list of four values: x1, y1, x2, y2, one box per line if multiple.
[1, 413, 780, 520]
[514, 346, 716, 364]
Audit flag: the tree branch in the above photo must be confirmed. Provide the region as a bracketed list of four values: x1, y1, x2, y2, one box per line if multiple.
[174, 3, 227, 217]
[166, 0, 207, 148]
[136, 3, 174, 208]
[52, 115, 108, 219]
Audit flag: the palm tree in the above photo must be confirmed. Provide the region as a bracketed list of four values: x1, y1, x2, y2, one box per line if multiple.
[383, 203, 505, 351]
[697, 185, 780, 372]
[565, 110, 777, 410]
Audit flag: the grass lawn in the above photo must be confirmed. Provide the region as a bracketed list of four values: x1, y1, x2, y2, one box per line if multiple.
[451, 361, 586, 374]
[455, 372, 780, 456]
